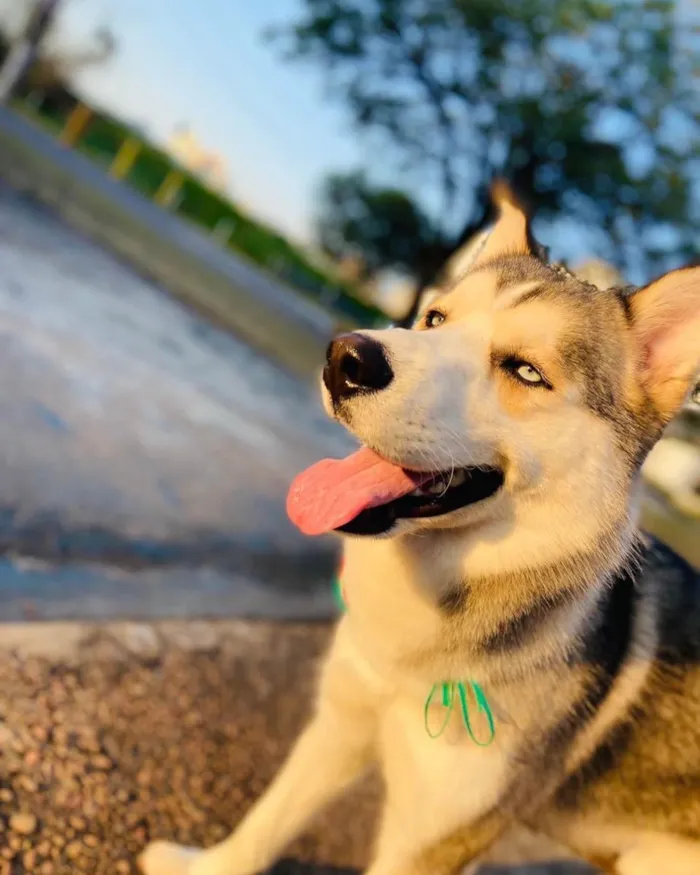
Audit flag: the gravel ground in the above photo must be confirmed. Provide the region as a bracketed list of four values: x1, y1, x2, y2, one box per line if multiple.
[0, 621, 597, 875]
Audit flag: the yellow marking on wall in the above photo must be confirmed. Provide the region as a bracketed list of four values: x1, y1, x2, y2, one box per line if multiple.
[59, 102, 92, 146]
[109, 136, 141, 180]
[155, 169, 185, 208]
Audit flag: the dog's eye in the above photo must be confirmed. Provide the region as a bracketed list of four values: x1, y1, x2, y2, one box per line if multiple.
[502, 358, 550, 388]
[516, 363, 543, 384]
[424, 309, 445, 329]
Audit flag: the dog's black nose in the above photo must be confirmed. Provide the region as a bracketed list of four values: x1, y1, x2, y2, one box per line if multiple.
[323, 333, 393, 403]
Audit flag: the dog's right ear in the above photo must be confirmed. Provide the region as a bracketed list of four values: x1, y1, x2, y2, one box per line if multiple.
[469, 180, 537, 270]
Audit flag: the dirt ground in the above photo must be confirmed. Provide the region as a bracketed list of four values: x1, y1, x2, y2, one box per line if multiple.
[0, 620, 598, 875]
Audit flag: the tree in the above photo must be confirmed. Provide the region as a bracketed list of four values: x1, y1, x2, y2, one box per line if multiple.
[317, 170, 448, 277]
[272, 0, 699, 321]
[0, 1, 116, 105]
[0, 0, 60, 102]
[25, 25, 115, 92]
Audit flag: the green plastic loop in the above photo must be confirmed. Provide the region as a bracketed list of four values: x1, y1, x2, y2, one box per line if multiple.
[423, 681, 496, 746]
[332, 574, 346, 613]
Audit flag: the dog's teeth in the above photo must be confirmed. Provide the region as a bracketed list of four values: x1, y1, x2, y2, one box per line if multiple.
[409, 471, 467, 498]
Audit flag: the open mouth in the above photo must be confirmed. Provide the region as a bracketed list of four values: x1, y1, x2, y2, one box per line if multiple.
[338, 466, 504, 536]
[287, 447, 504, 537]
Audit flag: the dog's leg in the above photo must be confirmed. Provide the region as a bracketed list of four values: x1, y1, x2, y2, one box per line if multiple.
[140, 629, 378, 875]
[613, 833, 700, 875]
[365, 806, 505, 875]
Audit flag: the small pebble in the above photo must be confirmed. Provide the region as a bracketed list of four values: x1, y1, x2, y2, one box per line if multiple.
[65, 841, 82, 860]
[9, 812, 37, 835]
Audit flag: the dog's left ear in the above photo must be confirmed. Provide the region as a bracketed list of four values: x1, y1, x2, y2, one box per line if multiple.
[629, 266, 700, 422]
[470, 180, 539, 269]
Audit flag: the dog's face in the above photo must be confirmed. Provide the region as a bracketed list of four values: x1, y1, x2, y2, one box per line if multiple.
[320, 183, 700, 550]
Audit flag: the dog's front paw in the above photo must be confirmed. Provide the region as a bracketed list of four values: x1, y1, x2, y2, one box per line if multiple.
[138, 840, 203, 875]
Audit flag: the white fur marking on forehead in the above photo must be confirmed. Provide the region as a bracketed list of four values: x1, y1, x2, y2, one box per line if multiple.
[494, 281, 542, 310]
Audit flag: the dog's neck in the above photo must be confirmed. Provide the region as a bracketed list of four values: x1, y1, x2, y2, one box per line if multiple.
[340, 514, 640, 686]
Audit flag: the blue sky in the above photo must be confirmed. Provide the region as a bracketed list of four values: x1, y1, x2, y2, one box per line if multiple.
[48, 0, 369, 244]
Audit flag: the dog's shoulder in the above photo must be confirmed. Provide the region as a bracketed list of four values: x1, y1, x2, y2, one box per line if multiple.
[583, 531, 700, 677]
[548, 536, 700, 842]
[638, 533, 700, 662]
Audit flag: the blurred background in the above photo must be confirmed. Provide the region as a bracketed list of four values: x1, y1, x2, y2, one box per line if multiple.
[0, 1, 698, 873]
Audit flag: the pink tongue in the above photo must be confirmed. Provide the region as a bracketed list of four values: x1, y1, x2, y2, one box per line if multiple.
[287, 448, 429, 536]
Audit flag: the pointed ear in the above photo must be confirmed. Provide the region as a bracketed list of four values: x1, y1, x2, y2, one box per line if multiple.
[443, 228, 492, 281]
[629, 266, 700, 422]
[470, 180, 535, 269]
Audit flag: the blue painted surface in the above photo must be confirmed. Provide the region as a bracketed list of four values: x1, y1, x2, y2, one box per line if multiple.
[0, 558, 334, 622]
[0, 179, 348, 620]
[32, 402, 71, 433]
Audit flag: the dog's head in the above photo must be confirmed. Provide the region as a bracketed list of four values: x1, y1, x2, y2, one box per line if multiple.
[289, 183, 700, 566]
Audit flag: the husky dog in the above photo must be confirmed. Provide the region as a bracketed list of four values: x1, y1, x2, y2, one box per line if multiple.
[141, 183, 700, 875]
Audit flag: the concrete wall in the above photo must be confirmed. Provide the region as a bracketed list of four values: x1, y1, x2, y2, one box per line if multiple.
[0, 107, 335, 379]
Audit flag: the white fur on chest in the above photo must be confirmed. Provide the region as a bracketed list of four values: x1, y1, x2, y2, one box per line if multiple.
[378, 689, 511, 842]
[336, 612, 511, 836]
[339, 540, 514, 849]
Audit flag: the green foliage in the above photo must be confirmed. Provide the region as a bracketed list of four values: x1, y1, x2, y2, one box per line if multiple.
[317, 170, 444, 279]
[126, 145, 172, 198]
[275, 0, 700, 280]
[179, 177, 226, 230]
[79, 114, 125, 166]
